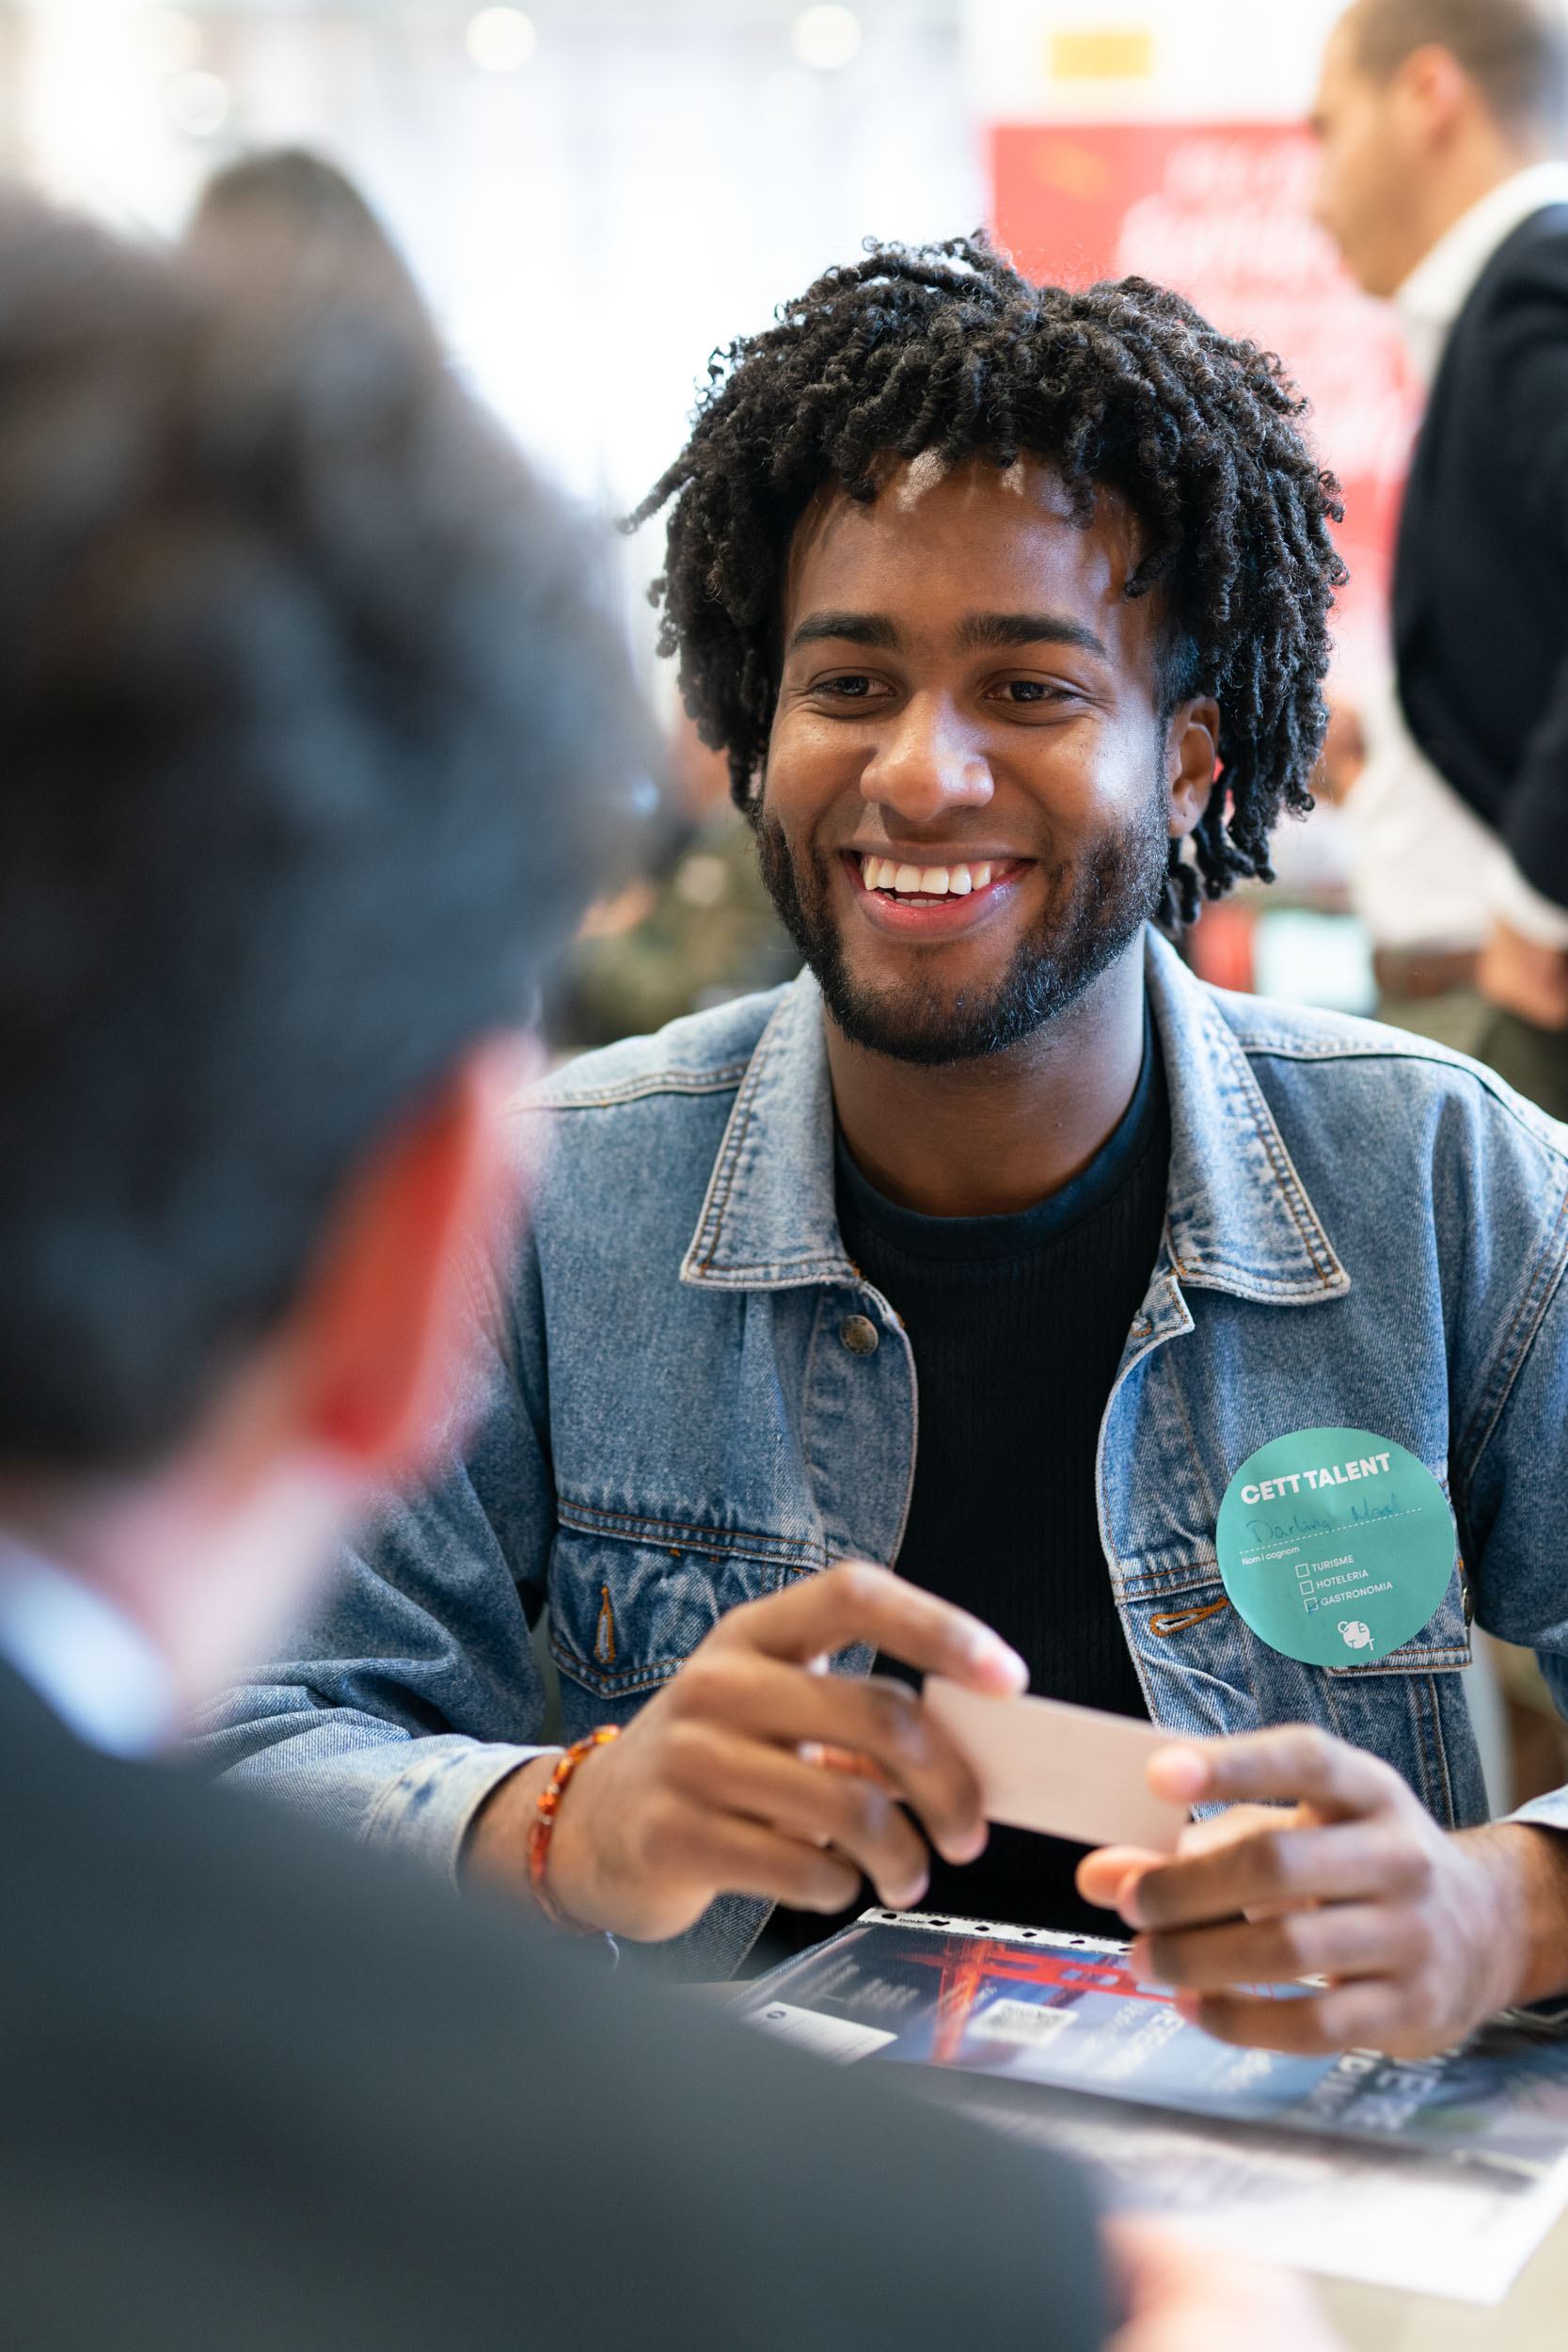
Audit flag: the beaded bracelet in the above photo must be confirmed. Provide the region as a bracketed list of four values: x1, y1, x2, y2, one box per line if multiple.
[526, 1724, 621, 1932]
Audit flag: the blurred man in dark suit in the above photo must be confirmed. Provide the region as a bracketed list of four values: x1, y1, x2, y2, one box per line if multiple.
[0, 194, 1330, 2352]
[1313, 0, 1568, 1113]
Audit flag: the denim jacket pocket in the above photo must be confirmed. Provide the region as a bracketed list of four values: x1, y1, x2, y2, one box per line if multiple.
[547, 1502, 807, 1708]
[1120, 1560, 1481, 1831]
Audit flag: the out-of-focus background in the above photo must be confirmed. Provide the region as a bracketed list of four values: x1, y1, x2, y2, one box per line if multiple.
[0, 0, 1389, 1044]
[6, 0, 1564, 1809]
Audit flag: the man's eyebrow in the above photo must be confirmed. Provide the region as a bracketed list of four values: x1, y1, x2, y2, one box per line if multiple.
[957, 611, 1109, 658]
[786, 611, 901, 653]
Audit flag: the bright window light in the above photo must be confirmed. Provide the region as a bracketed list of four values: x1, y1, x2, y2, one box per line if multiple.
[165, 69, 230, 138]
[136, 11, 201, 76]
[791, 6, 862, 72]
[466, 8, 537, 74]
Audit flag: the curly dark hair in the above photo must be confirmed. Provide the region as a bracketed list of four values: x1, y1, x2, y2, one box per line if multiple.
[630, 234, 1346, 927]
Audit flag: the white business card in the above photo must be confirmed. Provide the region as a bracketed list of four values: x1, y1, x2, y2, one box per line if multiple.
[923, 1679, 1189, 1853]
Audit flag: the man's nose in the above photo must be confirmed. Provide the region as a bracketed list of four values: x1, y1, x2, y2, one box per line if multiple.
[860, 692, 992, 825]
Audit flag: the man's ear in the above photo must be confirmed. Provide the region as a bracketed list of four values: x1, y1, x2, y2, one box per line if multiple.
[1165, 697, 1221, 840]
[292, 1035, 535, 1478]
[1393, 43, 1476, 155]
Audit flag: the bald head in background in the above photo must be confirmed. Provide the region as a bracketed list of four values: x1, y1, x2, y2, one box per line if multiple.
[1314, 0, 1568, 294]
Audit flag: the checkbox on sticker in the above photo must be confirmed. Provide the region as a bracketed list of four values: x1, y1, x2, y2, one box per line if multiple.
[1303, 1598, 1319, 1613]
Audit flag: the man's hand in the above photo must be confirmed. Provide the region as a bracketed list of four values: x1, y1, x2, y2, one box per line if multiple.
[1478, 917, 1568, 1029]
[466, 1561, 1025, 1940]
[1104, 2219, 1340, 2352]
[1077, 1726, 1568, 2057]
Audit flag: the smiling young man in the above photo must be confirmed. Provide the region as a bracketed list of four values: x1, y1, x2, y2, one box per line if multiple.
[206, 239, 1568, 2056]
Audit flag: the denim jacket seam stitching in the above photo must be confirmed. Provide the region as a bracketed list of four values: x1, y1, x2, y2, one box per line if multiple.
[1170, 1373, 1223, 1553]
[691, 1048, 768, 1274]
[1172, 1263, 1343, 1302]
[1238, 1031, 1568, 1141]
[1158, 1378, 1261, 1709]
[555, 1499, 827, 1568]
[531, 1061, 752, 1113]
[1117, 1561, 1223, 1598]
[1104, 1385, 1215, 1612]
[549, 1640, 682, 1697]
[1325, 1645, 1469, 1674]
[1238, 1072, 1342, 1289]
[800, 1296, 832, 1552]
[1404, 1673, 1446, 1824]
[1456, 1181, 1568, 1478]
[696, 1255, 857, 1281]
[1427, 1673, 1458, 1826]
[1102, 1290, 1225, 1725]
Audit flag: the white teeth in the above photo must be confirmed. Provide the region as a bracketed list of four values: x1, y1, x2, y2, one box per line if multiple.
[859, 856, 1001, 898]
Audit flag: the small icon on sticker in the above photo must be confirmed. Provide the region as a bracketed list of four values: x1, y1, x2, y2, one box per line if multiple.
[1338, 1619, 1373, 1650]
[1303, 1597, 1319, 1613]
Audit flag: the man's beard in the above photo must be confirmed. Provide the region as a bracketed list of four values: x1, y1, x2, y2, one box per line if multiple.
[755, 785, 1170, 1067]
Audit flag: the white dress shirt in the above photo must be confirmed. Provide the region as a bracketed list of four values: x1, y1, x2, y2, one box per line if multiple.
[1348, 162, 1568, 954]
[0, 1540, 174, 1756]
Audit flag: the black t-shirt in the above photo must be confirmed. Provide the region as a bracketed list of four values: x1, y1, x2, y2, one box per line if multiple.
[751, 1030, 1171, 1970]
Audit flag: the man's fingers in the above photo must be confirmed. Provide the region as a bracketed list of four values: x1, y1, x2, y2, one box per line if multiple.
[1173, 1803, 1301, 1856]
[1146, 1724, 1409, 1821]
[720, 1560, 1026, 1692]
[1173, 1979, 1413, 2058]
[673, 1652, 988, 1864]
[1077, 1810, 1293, 1912]
[661, 1720, 933, 1908]
[1136, 1899, 1424, 1994]
[1121, 1820, 1429, 1932]
[1076, 1844, 1167, 1910]
[641, 1800, 864, 1916]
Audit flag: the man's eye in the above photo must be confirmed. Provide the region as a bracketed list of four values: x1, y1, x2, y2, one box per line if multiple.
[1003, 679, 1055, 703]
[818, 675, 873, 697]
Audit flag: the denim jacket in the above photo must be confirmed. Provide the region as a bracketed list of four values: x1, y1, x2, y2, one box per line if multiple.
[198, 930, 1568, 1978]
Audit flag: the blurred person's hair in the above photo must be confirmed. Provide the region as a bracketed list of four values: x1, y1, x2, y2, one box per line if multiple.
[186, 146, 431, 328]
[631, 235, 1345, 930]
[0, 194, 642, 1468]
[1345, 0, 1568, 141]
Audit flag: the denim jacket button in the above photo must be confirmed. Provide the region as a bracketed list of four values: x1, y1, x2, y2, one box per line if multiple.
[839, 1313, 880, 1357]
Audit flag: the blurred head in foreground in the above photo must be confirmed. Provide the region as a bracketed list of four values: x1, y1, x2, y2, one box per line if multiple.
[186, 145, 433, 331]
[1313, 0, 1568, 295]
[0, 193, 639, 1708]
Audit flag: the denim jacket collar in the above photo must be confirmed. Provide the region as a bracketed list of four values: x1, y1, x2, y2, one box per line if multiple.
[680, 928, 1348, 1308]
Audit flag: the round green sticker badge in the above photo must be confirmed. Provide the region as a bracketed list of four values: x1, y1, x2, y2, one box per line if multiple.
[1215, 1428, 1456, 1668]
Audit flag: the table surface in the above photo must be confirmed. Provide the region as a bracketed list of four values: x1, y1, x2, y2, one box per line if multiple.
[688, 1983, 1568, 2339]
[1317, 2197, 1568, 2349]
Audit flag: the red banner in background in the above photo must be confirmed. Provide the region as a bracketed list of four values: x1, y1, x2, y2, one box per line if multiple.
[990, 122, 1421, 682]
